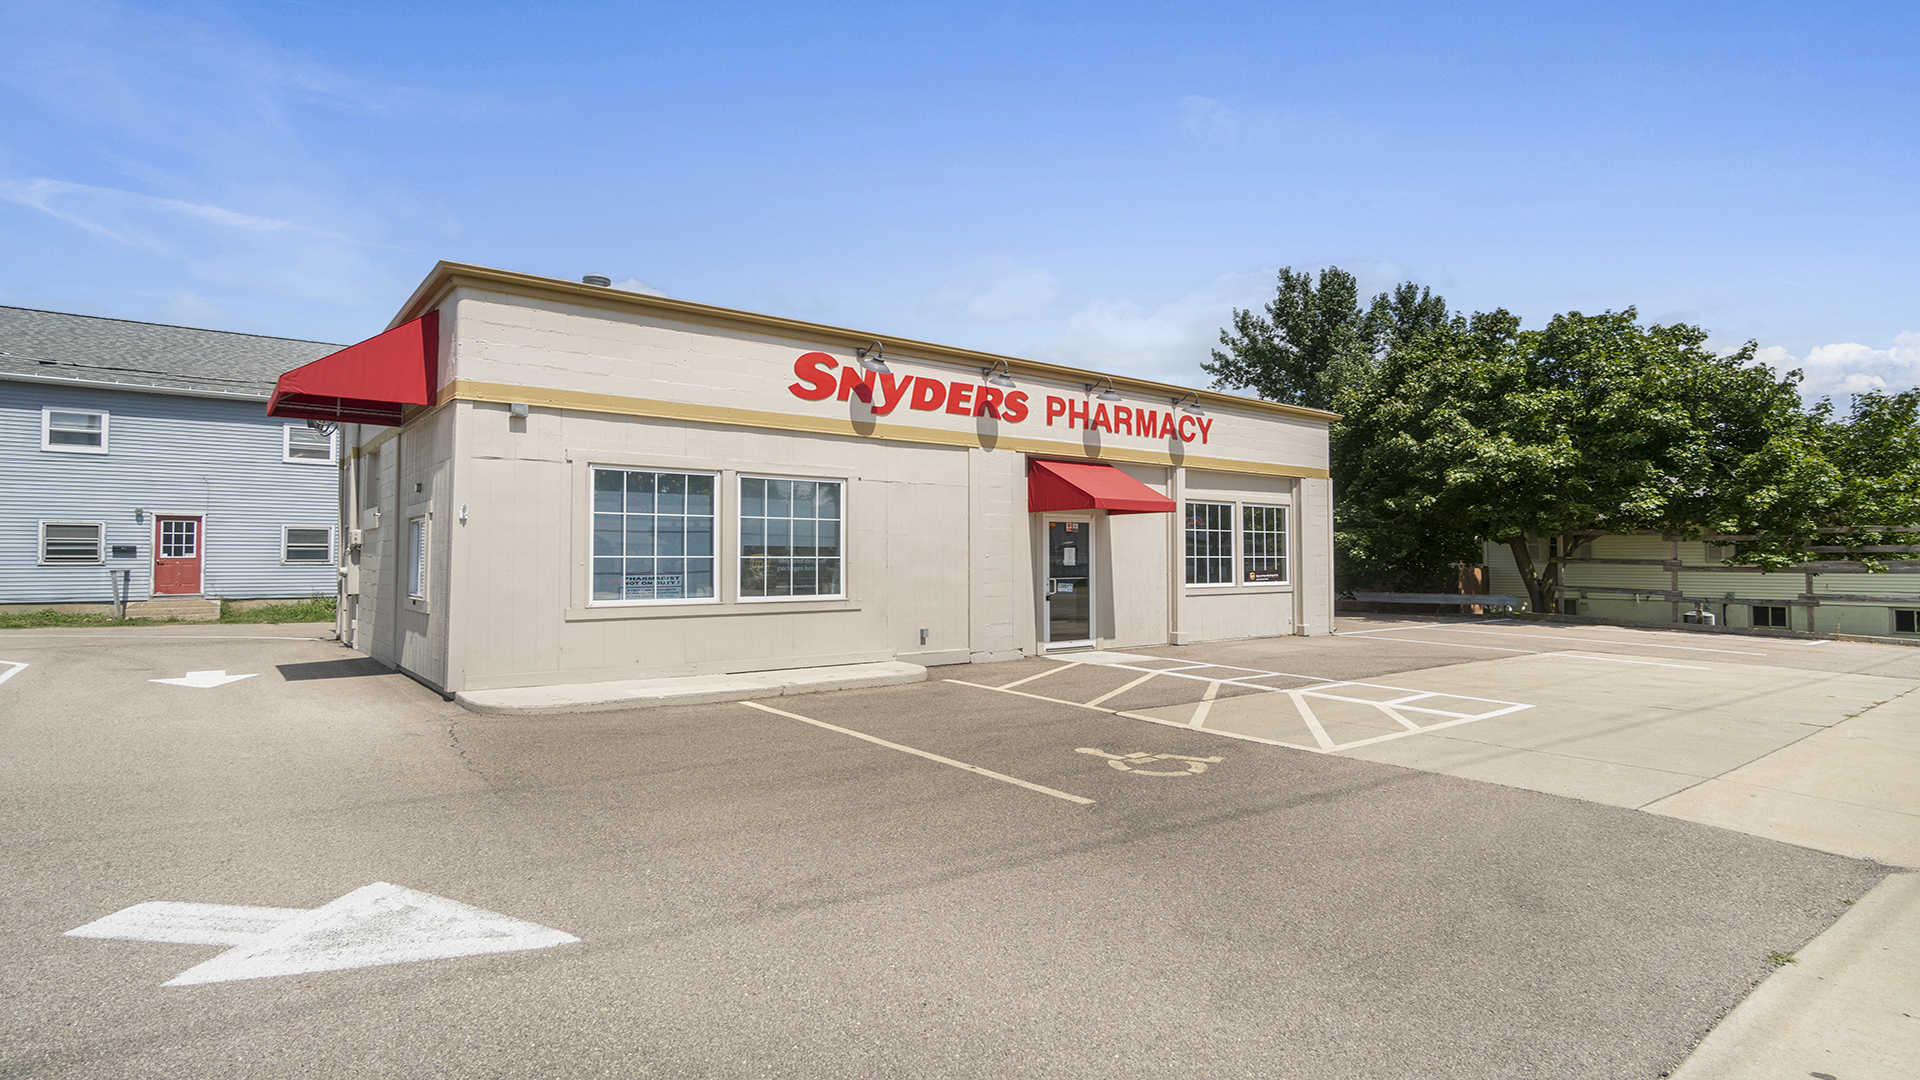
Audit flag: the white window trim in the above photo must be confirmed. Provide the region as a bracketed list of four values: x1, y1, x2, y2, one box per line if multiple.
[38, 520, 106, 566]
[1241, 503, 1291, 586]
[1184, 500, 1237, 588]
[283, 423, 337, 465]
[588, 466, 722, 608]
[736, 472, 848, 604]
[41, 407, 109, 454]
[282, 525, 335, 566]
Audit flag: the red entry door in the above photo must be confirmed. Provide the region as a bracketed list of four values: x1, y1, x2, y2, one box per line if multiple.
[154, 517, 203, 594]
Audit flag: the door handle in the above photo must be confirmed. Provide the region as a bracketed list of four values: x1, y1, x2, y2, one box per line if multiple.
[1046, 578, 1057, 598]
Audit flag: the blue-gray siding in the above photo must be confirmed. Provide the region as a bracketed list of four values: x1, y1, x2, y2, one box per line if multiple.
[1, 382, 338, 603]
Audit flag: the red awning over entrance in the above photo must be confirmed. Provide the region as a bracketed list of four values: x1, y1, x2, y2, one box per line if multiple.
[267, 311, 440, 426]
[1027, 459, 1178, 515]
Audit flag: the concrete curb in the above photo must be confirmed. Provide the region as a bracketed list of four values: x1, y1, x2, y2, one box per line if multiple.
[1666, 871, 1919, 1080]
[453, 661, 928, 716]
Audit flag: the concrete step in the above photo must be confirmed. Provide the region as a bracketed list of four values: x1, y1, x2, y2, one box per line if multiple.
[455, 661, 928, 715]
[124, 598, 221, 622]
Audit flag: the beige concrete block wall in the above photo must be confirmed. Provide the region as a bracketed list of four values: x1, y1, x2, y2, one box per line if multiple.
[443, 402, 974, 691]
[344, 281, 1336, 693]
[445, 289, 1332, 476]
[1172, 470, 1305, 642]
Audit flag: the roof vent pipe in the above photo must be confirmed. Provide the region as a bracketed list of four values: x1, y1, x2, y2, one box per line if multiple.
[582, 275, 611, 287]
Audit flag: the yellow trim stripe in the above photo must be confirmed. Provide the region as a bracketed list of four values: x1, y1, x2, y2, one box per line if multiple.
[440, 379, 1330, 479]
[387, 261, 1341, 425]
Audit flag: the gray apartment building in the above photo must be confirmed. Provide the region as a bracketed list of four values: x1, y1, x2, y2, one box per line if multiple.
[1, 306, 343, 617]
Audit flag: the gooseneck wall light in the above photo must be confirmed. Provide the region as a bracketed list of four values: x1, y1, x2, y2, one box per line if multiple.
[1173, 392, 1205, 415]
[857, 341, 891, 374]
[1086, 376, 1122, 401]
[982, 359, 1016, 387]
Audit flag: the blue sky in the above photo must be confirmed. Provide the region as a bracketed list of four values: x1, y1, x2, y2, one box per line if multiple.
[2, 1, 1915, 399]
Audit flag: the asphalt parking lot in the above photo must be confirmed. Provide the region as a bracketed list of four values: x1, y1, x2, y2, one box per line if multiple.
[1, 619, 1905, 1078]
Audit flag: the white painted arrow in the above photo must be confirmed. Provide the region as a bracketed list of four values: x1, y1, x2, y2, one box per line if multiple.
[64, 882, 580, 985]
[0, 660, 26, 686]
[148, 669, 257, 688]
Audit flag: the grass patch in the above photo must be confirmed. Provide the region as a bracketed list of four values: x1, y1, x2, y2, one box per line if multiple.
[0, 609, 177, 629]
[0, 597, 336, 629]
[217, 598, 337, 624]
[1765, 951, 1798, 966]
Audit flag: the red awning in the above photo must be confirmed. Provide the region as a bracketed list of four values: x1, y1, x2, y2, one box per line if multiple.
[1027, 459, 1177, 515]
[267, 311, 440, 426]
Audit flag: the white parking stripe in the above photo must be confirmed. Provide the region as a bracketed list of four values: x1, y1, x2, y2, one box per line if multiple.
[1392, 626, 1766, 655]
[1553, 653, 1711, 670]
[1085, 671, 1160, 707]
[1187, 680, 1222, 728]
[741, 700, 1094, 806]
[1287, 692, 1336, 750]
[1361, 637, 1542, 654]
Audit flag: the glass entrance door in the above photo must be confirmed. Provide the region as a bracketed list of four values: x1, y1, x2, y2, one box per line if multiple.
[1045, 520, 1093, 649]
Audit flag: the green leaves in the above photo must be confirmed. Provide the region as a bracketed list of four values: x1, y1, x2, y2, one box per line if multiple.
[1212, 266, 1919, 608]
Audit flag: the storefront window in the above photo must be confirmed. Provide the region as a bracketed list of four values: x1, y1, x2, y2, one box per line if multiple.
[1242, 505, 1288, 583]
[740, 476, 843, 598]
[592, 468, 716, 602]
[1185, 501, 1234, 584]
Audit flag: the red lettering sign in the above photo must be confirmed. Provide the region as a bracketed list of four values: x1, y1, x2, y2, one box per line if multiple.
[789, 352, 837, 401]
[787, 354, 1205, 444]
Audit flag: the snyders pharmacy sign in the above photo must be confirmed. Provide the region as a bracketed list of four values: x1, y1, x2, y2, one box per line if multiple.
[787, 352, 1219, 445]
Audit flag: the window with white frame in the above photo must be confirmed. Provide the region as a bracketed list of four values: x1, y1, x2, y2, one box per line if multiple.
[42, 408, 108, 453]
[740, 476, 843, 599]
[1242, 505, 1289, 583]
[284, 423, 336, 464]
[591, 468, 716, 603]
[408, 517, 428, 599]
[40, 521, 104, 564]
[1184, 501, 1234, 585]
[283, 526, 333, 564]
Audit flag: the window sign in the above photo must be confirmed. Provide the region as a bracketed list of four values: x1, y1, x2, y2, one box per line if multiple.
[592, 468, 716, 602]
[1242, 505, 1288, 583]
[1063, 547, 1076, 566]
[740, 476, 843, 599]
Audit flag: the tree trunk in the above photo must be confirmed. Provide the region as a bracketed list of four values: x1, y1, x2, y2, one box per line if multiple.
[1508, 537, 1556, 614]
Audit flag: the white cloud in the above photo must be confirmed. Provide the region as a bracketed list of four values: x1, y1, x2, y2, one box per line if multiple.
[1749, 333, 1920, 401]
[925, 267, 1060, 321]
[1178, 96, 1240, 143]
[1043, 271, 1276, 386]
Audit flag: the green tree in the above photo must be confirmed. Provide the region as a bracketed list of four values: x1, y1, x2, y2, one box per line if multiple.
[1205, 267, 1370, 411]
[1715, 390, 1920, 569]
[1332, 307, 1810, 613]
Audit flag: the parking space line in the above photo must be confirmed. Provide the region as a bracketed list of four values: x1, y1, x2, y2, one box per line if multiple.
[1084, 671, 1160, 707]
[740, 700, 1094, 806]
[1552, 653, 1711, 670]
[998, 665, 1071, 690]
[1363, 637, 1542, 654]
[954, 653, 1535, 756]
[1379, 705, 1423, 732]
[0, 660, 26, 685]
[1288, 693, 1336, 750]
[1187, 680, 1222, 728]
[1394, 626, 1766, 656]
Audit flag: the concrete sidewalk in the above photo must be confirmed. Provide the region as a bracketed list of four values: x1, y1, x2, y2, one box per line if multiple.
[1668, 871, 1918, 1080]
[1651, 688, 1920, 1079]
[454, 660, 927, 715]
